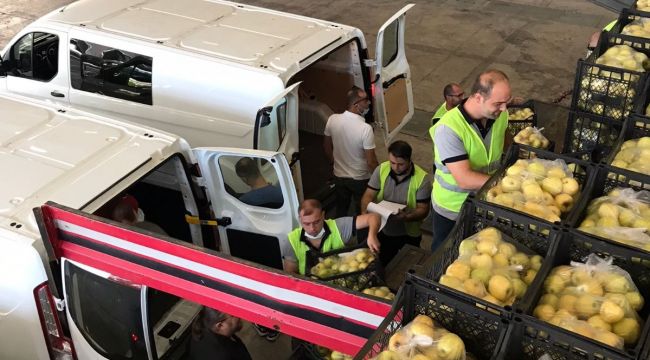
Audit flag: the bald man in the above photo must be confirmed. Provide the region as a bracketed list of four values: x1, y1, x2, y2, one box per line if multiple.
[429, 70, 511, 250]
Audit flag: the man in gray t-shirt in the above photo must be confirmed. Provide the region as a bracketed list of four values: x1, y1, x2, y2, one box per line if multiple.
[361, 141, 431, 266]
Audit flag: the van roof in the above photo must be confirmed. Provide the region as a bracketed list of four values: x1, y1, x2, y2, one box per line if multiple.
[46, 0, 355, 72]
[0, 94, 179, 237]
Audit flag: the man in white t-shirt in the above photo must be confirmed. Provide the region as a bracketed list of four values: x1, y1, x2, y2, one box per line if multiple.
[324, 86, 378, 216]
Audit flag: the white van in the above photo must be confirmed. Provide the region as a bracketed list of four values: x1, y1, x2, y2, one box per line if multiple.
[0, 0, 415, 203]
[0, 94, 388, 359]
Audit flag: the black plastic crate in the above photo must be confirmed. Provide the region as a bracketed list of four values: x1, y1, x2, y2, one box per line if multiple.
[562, 110, 624, 163]
[516, 229, 650, 359]
[353, 273, 509, 360]
[507, 100, 537, 138]
[476, 144, 598, 227]
[572, 32, 648, 122]
[425, 200, 559, 316]
[634, 77, 650, 120]
[609, 8, 650, 52]
[566, 165, 650, 257]
[604, 115, 650, 185]
[499, 315, 637, 360]
[306, 243, 384, 292]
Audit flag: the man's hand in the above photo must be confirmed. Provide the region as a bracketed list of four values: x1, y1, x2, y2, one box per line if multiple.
[367, 233, 380, 253]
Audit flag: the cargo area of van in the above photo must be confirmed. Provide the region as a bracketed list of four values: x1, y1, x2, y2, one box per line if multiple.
[290, 39, 366, 201]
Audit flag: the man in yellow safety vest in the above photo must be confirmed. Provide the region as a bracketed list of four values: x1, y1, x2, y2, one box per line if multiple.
[281, 199, 380, 275]
[429, 70, 511, 251]
[360, 140, 431, 266]
[431, 83, 464, 126]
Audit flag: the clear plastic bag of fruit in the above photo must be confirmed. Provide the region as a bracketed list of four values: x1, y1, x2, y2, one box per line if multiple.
[513, 126, 550, 150]
[611, 137, 650, 176]
[373, 315, 466, 360]
[486, 158, 580, 222]
[579, 187, 650, 250]
[621, 18, 650, 40]
[594, 45, 648, 73]
[439, 227, 543, 307]
[533, 254, 645, 348]
[639, 0, 650, 11]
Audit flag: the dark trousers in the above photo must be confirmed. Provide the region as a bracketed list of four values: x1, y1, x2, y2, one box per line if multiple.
[333, 177, 368, 217]
[431, 210, 455, 252]
[378, 231, 421, 267]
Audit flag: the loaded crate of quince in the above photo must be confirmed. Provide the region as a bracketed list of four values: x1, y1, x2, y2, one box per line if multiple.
[427, 200, 558, 315]
[478, 144, 597, 227]
[572, 31, 649, 122]
[506, 100, 537, 140]
[514, 229, 650, 360]
[353, 273, 510, 360]
[562, 110, 623, 163]
[567, 161, 650, 254]
[609, 8, 650, 52]
[306, 244, 385, 293]
[636, 0, 650, 14]
[606, 113, 650, 180]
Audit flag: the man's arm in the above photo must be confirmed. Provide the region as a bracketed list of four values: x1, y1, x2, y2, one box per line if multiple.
[283, 259, 298, 274]
[355, 213, 381, 253]
[365, 149, 378, 173]
[360, 188, 378, 214]
[397, 202, 430, 222]
[446, 159, 490, 190]
[324, 135, 334, 164]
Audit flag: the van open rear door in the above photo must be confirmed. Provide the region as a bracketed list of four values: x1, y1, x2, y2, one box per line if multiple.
[35, 202, 391, 355]
[373, 4, 415, 145]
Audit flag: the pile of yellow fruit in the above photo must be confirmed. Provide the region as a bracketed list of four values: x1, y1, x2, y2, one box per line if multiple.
[486, 158, 581, 223]
[314, 346, 354, 360]
[639, 0, 650, 11]
[594, 45, 648, 73]
[310, 248, 376, 278]
[439, 227, 543, 307]
[610, 136, 650, 176]
[533, 254, 645, 349]
[508, 107, 534, 121]
[363, 286, 396, 301]
[622, 19, 650, 39]
[578, 188, 650, 251]
[513, 126, 550, 149]
[374, 315, 465, 360]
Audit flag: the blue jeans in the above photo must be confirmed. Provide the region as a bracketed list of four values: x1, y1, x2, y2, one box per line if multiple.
[431, 210, 455, 252]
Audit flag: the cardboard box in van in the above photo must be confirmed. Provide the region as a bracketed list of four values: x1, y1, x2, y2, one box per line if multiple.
[0, 0, 415, 203]
[0, 93, 390, 359]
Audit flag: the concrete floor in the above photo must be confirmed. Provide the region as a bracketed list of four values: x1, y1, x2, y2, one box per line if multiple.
[0, 0, 619, 358]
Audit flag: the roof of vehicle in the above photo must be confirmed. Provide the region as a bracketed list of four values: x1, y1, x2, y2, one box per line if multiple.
[45, 0, 356, 72]
[0, 94, 180, 238]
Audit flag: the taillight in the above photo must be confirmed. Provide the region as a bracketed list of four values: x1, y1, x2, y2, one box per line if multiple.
[34, 282, 76, 360]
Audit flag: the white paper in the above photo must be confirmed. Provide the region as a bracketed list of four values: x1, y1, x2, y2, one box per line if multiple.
[367, 200, 406, 231]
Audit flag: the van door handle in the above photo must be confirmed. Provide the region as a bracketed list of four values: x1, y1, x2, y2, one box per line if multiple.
[50, 91, 65, 98]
